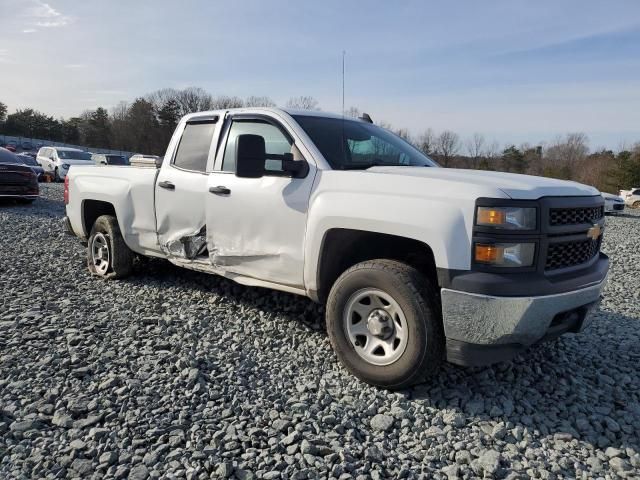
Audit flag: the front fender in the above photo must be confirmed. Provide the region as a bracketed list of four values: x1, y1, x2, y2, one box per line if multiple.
[303, 190, 475, 295]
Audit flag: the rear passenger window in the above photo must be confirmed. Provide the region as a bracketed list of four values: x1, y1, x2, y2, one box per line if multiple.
[172, 121, 217, 172]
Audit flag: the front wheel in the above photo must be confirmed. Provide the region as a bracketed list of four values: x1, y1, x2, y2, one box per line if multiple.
[633, 201, 640, 209]
[87, 215, 134, 279]
[326, 259, 444, 389]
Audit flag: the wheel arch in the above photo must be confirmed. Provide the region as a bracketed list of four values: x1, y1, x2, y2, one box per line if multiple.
[82, 199, 117, 237]
[313, 228, 439, 303]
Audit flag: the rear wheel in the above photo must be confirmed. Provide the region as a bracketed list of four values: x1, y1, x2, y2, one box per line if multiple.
[326, 259, 444, 389]
[54, 168, 61, 182]
[87, 215, 134, 279]
[633, 201, 640, 209]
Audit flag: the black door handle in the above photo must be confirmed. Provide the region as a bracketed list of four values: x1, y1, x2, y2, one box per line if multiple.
[209, 186, 231, 195]
[158, 180, 175, 190]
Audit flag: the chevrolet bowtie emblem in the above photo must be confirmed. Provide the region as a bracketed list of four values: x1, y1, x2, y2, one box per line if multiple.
[587, 224, 602, 241]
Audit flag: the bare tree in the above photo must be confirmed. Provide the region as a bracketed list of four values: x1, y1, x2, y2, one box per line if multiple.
[545, 132, 589, 177]
[417, 128, 436, 156]
[244, 96, 276, 107]
[286, 96, 320, 110]
[344, 106, 360, 118]
[394, 128, 412, 141]
[110, 101, 129, 122]
[211, 95, 244, 109]
[109, 101, 131, 150]
[146, 88, 179, 110]
[175, 87, 214, 115]
[465, 133, 485, 168]
[435, 131, 460, 167]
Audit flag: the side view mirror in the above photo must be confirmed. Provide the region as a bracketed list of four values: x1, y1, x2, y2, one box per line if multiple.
[236, 134, 309, 179]
[236, 134, 265, 178]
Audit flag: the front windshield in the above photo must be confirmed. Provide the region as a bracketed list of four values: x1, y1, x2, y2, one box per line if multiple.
[58, 150, 92, 161]
[293, 115, 438, 170]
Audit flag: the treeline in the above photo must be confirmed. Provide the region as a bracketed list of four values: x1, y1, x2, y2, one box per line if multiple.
[0, 88, 317, 155]
[1, 89, 639, 193]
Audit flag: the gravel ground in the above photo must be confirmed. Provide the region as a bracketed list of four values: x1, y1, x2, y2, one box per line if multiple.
[1, 183, 639, 480]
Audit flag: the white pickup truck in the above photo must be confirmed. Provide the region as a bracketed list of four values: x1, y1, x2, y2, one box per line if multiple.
[64, 108, 609, 389]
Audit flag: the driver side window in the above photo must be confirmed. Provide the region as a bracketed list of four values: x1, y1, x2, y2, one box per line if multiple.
[222, 120, 298, 173]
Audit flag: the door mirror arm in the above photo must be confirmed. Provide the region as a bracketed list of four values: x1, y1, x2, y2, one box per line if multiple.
[280, 153, 309, 178]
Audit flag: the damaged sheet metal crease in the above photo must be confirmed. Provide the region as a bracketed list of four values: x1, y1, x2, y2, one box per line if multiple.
[162, 226, 208, 260]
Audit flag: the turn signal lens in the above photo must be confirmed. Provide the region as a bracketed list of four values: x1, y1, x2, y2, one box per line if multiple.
[476, 206, 536, 230]
[477, 208, 506, 226]
[475, 244, 504, 263]
[475, 242, 535, 267]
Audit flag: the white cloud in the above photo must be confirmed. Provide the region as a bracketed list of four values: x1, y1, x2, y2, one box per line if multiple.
[23, 29, 37, 34]
[22, 0, 73, 29]
[65, 64, 85, 69]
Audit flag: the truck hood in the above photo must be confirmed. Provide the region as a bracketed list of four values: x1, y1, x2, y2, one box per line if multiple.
[367, 167, 599, 200]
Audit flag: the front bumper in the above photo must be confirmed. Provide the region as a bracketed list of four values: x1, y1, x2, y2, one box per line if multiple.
[605, 202, 624, 213]
[441, 275, 607, 366]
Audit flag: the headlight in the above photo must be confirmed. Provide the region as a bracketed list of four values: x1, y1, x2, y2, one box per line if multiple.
[62, 163, 70, 169]
[476, 206, 536, 230]
[475, 242, 535, 267]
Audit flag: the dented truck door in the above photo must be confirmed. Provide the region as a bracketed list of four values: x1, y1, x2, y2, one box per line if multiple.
[155, 116, 221, 259]
[205, 114, 316, 288]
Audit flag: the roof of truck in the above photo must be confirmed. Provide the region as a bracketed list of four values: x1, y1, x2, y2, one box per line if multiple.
[185, 107, 365, 122]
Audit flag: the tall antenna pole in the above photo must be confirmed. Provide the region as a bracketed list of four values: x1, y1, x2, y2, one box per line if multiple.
[342, 50, 346, 115]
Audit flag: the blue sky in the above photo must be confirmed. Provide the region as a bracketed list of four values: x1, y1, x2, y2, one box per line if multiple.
[1, 0, 639, 149]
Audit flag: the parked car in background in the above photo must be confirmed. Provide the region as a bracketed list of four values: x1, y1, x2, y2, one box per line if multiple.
[601, 192, 625, 213]
[36, 146, 93, 182]
[0, 147, 39, 202]
[17, 151, 37, 160]
[620, 188, 640, 208]
[5, 141, 17, 152]
[92, 153, 129, 166]
[16, 152, 46, 181]
[21, 141, 34, 151]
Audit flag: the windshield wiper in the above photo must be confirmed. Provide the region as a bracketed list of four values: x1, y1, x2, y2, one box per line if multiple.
[340, 159, 390, 170]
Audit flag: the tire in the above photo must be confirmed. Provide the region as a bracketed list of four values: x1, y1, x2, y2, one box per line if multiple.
[633, 201, 640, 209]
[326, 259, 444, 389]
[54, 168, 61, 183]
[87, 215, 134, 279]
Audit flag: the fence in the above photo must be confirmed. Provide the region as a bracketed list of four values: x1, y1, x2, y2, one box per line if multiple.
[0, 134, 135, 158]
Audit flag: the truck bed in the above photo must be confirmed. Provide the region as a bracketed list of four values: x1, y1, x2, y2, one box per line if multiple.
[66, 164, 163, 257]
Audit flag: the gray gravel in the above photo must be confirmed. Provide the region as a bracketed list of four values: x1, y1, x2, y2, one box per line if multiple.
[1, 183, 639, 479]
